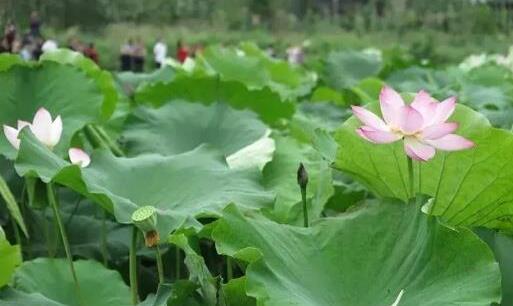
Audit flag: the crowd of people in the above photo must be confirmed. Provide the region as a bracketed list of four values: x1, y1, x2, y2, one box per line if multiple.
[118, 38, 204, 72]
[1, 12, 306, 73]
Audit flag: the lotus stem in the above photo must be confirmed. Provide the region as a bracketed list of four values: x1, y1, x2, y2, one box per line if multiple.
[46, 183, 82, 304]
[155, 245, 165, 284]
[226, 257, 233, 281]
[407, 157, 415, 201]
[84, 125, 106, 149]
[93, 125, 125, 157]
[175, 247, 181, 280]
[10, 217, 22, 260]
[129, 227, 139, 305]
[297, 163, 309, 228]
[100, 209, 108, 267]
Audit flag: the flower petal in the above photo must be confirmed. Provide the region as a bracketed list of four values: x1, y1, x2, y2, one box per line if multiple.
[69, 148, 91, 168]
[17, 120, 30, 129]
[351, 106, 388, 131]
[411, 90, 437, 122]
[30, 107, 53, 146]
[49, 115, 63, 148]
[421, 122, 458, 140]
[358, 127, 401, 144]
[399, 106, 423, 134]
[424, 134, 474, 151]
[379, 86, 405, 126]
[404, 137, 436, 161]
[3, 125, 20, 150]
[431, 96, 456, 125]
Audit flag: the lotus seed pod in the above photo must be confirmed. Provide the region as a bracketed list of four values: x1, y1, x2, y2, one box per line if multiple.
[131, 206, 158, 233]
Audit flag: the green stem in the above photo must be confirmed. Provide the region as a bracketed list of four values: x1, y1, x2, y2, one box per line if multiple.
[46, 183, 82, 303]
[10, 217, 22, 260]
[84, 125, 106, 149]
[100, 209, 108, 267]
[130, 227, 139, 305]
[226, 257, 233, 281]
[407, 157, 414, 200]
[175, 247, 181, 280]
[300, 187, 308, 227]
[93, 125, 125, 157]
[155, 245, 164, 284]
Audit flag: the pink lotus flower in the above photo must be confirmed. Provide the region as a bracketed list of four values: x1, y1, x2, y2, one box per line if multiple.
[3, 107, 62, 150]
[68, 148, 91, 168]
[351, 86, 474, 161]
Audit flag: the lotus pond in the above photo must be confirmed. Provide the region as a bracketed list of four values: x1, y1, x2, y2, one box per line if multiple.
[0, 44, 513, 306]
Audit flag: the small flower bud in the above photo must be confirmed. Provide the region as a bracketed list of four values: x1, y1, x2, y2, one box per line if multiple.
[297, 162, 308, 190]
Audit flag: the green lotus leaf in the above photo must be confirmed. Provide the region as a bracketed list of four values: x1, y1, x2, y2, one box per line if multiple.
[15, 131, 273, 236]
[0, 61, 105, 159]
[134, 75, 294, 126]
[40, 49, 118, 120]
[324, 50, 383, 90]
[262, 136, 333, 223]
[335, 103, 513, 229]
[195, 43, 316, 100]
[0, 54, 24, 72]
[477, 229, 513, 306]
[116, 66, 175, 97]
[0, 226, 21, 288]
[0, 258, 131, 306]
[212, 200, 501, 306]
[122, 101, 271, 162]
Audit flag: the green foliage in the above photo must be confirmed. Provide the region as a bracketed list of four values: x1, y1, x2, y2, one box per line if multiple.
[0, 227, 21, 288]
[15, 131, 274, 236]
[122, 101, 269, 157]
[0, 258, 131, 306]
[212, 200, 501, 305]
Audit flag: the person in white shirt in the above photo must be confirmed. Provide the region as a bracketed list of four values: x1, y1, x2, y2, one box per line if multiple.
[153, 38, 167, 69]
[41, 39, 58, 53]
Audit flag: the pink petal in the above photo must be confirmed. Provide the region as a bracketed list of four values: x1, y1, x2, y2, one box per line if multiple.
[3, 125, 20, 150]
[404, 137, 436, 161]
[68, 148, 91, 168]
[379, 86, 405, 126]
[358, 127, 401, 144]
[424, 134, 474, 151]
[49, 115, 63, 148]
[30, 107, 53, 147]
[351, 106, 388, 131]
[431, 96, 456, 125]
[399, 106, 423, 134]
[421, 122, 458, 140]
[411, 90, 437, 122]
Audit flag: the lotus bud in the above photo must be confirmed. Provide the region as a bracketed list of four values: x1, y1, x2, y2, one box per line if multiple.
[297, 162, 308, 190]
[131, 206, 159, 247]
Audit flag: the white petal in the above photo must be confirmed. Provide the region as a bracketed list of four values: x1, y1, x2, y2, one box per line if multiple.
[49, 115, 63, 148]
[30, 107, 53, 147]
[3, 125, 21, 150]
[69, 148, 91, 168]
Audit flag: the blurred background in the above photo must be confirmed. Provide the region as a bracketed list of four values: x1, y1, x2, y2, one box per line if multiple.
[1, 0, 513, 70]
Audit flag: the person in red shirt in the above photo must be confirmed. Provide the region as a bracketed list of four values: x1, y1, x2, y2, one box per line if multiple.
[84, 42, 99, 64]
[176, 39, 189, 63]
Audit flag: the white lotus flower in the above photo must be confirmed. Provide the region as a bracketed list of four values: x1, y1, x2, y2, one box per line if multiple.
[3, 107, 63, 150]
[29, 108, 62, 149]
[3, 120, 30, 150]
[68, 148, 90, 168]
